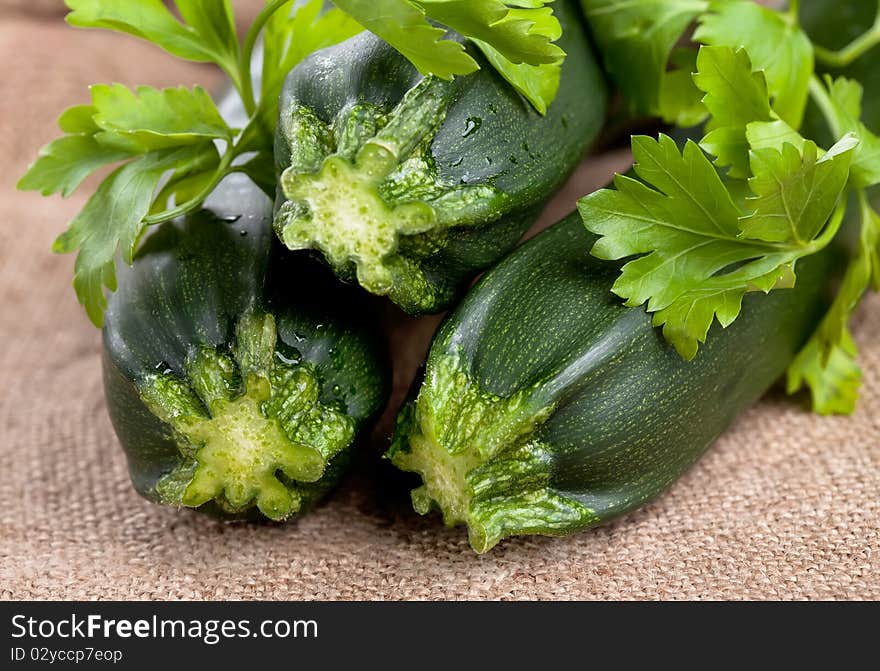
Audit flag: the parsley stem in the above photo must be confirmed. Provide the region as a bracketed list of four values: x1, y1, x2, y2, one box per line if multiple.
[144, 0, 290, 228]
[143, 149, 238, 226]
[858, 189, 873, 229]
[813, 0, 880, 68]
[808, 75, 842, 139]
[812, 199, 848, 252]
[238, 0, 289, 116]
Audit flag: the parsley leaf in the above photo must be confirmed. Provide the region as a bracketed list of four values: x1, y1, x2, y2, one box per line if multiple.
[579, 0, 880, 412]
[694, 0, 813, 128]
[19, 83, 233, 324]
[821, 75, 880, 188]
[52, 145, 218, 326]
[22, 1, 364, 326]
[331, 0, 479, 79]
[694, 45, 774, 178]
[658, 48, 707, 128]
[18, 84, 230, 197]
[261, 1, 362, 130]
[16, 135, 132, 197]
[740, 137, 859, 244]
[477, 44, 560, 115]
[422, 1, 563, 67]
[788, 193, 880, 414]
[89, 84, 233, 150]
[578, 133, 856, 359]
[580, 0, 708, 121]
[458, 1, 564, 114]
[744, 119, 806, 154]
[65, 0, 240, 77]
[332, 0, 565, 113]
[787, 331, 863, 416]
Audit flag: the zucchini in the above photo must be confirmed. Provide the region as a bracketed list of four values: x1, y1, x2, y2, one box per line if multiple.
[273, 0, 606, 313]
[103, 175, 390, 521]
[389, 213, 833, 552]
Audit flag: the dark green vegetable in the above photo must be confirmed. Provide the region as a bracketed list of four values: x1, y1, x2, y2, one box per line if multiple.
[389, 213, 834, 552]
[103, 175, 389, 521]
[273, 0, 606, 314]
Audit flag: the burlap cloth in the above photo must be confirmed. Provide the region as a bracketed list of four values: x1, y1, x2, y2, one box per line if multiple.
[1, 2, 878, 601]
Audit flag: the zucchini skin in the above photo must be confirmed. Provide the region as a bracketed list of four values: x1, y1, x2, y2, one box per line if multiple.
[274, 0, 606, 314]
[103, 175, 390, 521]
[389, 213, 833, 552]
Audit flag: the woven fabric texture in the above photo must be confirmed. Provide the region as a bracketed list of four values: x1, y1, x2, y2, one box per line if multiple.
[1, 5, 877, 601]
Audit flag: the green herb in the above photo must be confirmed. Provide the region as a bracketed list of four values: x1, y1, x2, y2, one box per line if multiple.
[815, 75, 880, 188]
[20, 0, 564, 327]
[332, 1, 565, 113]
[579, 132, 854, 359]
[17, 0, 356, 326]
[580, 0, 708, 123]
[694, 45, 776, 178]
[693, 0, 813, 128]
[787, 190, 880, 415]
[579, 0, 880, 413]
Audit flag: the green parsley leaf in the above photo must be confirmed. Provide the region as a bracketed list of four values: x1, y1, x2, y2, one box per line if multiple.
[174, 0, 239, 60]
[471, 41, 560, 115]
[29, 1, 374, 327]
[421, 1, 563, 68]
[577, 0, 878, 410]
[65, 0, 240, 76]
[19, 83, 231, 200]
[261, 0, 362, 130]
[331, 0, 479, 79]
[578, 133, 856, 359]
[740, 136, 859, 244]
[17, 135, 133, 197]
[744, 120, 806, 153]
[580, 0, 708, 120]
[150, 144, 222, 214]
[787, 331, 862, 416]
[788, 193, 880, 415]
[53, 144, 218, 327]
[30, 1, 369, 327]
[822, 76, 880, 188]
[658, 48, 707, 128]
[694, 0, 813, 128]
[694, 45, 774, 177]
[58, 105, 102, 134]
[89, 84, 234, 150]
[18, 79, 240, 327]
[459, 1, 564, 114]
[332, 0, 565, 113]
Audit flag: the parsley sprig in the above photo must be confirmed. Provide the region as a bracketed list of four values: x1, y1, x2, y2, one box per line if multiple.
[18, 0, 361, 326]
[579, 0, 880, 414]
[332, 0, 565, 113]
[19, 0, 565, 327]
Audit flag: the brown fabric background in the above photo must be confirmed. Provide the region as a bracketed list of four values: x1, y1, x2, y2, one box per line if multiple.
[1, 3, 878, 601]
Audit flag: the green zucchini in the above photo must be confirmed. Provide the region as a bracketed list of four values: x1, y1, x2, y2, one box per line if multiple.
[388, 213, 833, 552]
[103, 175, 389, 521]
[273, 0, 606, 314]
